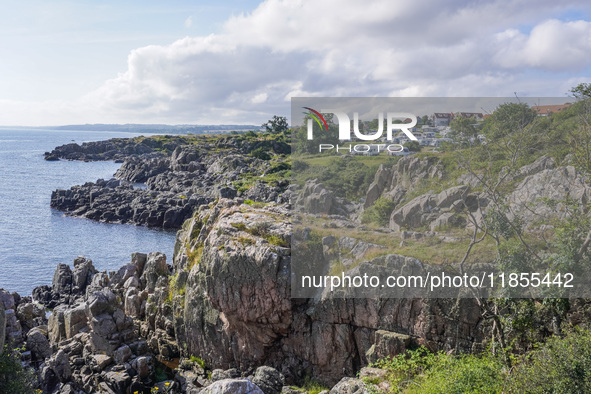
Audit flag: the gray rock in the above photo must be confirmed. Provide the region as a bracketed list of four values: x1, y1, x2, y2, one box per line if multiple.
[16, 302, 38, 331]
[48, 305, 68, 344]
[110, 264, 137, 288]
[366, 330, 411, 363]
[132, 356, 152, 379]
[507, 165, 591, 225]
[364, 164, 394, 208]
[26, 327, 52, 359]
[141, 252, 169, 291]
[0, 289, 15, 310]
[90, 314, 117, 338]
[72, 256, 96, 292]
[124, 288, 142, 318]
[131, 252, 148, 277]
[295, 180, 334, 214]
[52, 264, 73, 294]
[389, 185, 472, 231]
[103, 370, 132, 392]
[201, 378, 264, 394]
[211, 368, 235, 382]
[64, 303, 88, 339]
[113, 345, 132, 364]
[281, 388, 305, 394]
[86, 290, 116, 318]
[90, 354, 113, 372]
[48, 349, 72, 382]
[252, 366, 285, 394]
[329, 378, 368, 394]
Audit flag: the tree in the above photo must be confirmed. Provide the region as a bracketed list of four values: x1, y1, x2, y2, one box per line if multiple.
[450, 115, 478, 141]
[570, 82, 591, 100]
[482, 103, 537, 140]
[262, 115, 289, 134]
[404, 140, 421, 152]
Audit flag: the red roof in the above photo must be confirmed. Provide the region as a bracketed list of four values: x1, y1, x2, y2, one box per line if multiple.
[458, 112, 483, 118]
[532, 104, 572, 115]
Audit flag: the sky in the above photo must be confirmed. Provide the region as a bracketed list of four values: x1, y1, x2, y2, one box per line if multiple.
[0, 0, 591, 126]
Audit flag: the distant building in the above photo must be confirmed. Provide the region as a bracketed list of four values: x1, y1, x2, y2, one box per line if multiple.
[458, 112, 484, 120]
[432, 113, 452, 126]
[532, 103, 572, 116]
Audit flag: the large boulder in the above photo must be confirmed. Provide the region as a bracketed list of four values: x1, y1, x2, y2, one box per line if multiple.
[47, 349, 72, 382]
[141, 252, 169, 292]
[71, 256, 96, 292]
[52, 264, 73, 294]
[330, 378, 368, 394]
[201, 379, 264, 394]
[26, 327, 52, 360]
[295, 180, 334, 214]
[365, 330, 411, 363]
[252, 366, 285, 394]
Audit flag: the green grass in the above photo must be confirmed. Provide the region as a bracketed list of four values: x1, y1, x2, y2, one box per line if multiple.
[364, 328, 591, 393]
[290, 376, 329, 394]
[189, 356, 206, 369]
[186, 243, 203, 270]
[231, 220, 289, 248]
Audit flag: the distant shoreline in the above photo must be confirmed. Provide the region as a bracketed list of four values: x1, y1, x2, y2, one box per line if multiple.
[0, 123, 262, 134]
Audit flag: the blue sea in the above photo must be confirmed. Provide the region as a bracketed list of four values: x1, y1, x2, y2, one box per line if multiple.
[0, 128, 177, 296]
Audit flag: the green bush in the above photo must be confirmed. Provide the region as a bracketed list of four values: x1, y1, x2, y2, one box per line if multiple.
[404, 140, 421, 152]
[367, 347, 506, 393]
[361, 197, 397, 226]
[267, 161, 290, 174]
[409, 354, 505, 394]
[506, 328, 591, 393]
[0, 347, 37, 393]
[250, 147, 271, 160]
[292, 159, 309, 172]
[365, 329, 591, 393]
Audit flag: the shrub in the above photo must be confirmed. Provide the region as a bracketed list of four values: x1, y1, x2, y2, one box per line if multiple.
[505, 328, 591, 393]
[250, 147, 271, 160]
[267, 162, 290, 174]
[292, 159, 309, 172]
[0, 346, 37, 393]
[410, 354, 505, 394]
[361, 197, 398, 227]
[404, 140, 421, 152]
[366, 347, 506, 393]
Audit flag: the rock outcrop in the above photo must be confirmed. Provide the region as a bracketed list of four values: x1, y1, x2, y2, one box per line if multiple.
[507, 165, 591, 226]
[169, 200, 486, 386]
[364, 156, 445, 208]
[389, 185, 484, 232]
[49, 138, 290, 229]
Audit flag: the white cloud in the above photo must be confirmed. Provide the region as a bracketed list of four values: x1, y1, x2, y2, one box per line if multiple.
[5, 0, 591, 125]
[185, 16, 192, 28]
[494, 19, 591, 71]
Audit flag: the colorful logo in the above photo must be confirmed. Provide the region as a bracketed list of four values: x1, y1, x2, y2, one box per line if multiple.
[303, 107, 328, 131]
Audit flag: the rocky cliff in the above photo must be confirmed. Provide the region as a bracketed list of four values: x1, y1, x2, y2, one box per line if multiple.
[0, 200, 489, 393]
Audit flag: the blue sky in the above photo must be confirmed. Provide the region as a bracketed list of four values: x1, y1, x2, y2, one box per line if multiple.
[0, 0, 590, 126]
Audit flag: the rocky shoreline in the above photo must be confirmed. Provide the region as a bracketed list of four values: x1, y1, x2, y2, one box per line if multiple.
[47, 136, 289, 229]
[6, 130, 591, 392]
[1, 196, 496, 393]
